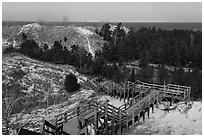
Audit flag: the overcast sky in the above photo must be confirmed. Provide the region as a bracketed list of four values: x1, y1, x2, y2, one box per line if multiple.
[2, 2, 202, 22]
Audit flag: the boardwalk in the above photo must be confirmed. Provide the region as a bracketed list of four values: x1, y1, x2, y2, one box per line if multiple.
[18, 78, 191, 135]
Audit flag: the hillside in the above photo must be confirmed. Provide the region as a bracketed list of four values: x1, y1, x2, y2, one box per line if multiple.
[3, 52, 78, 95]
[2, 53, 95, 133]
[2, 23, 104, 56]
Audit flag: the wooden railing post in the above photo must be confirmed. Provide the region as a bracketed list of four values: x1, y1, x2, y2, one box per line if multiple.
[105, 100, 108, 135]
[119, 109, 122, 134]
[112, 84, 115, 98]
[132, 111, 135, 130]
[147, 107, 150, 118]
[111, 108, 115, 135]
[64, 112, 67, 124]
[126, 115, 129, 130]
[142, 102, 146, 122]
[77, 107, 82, 130]
[54, 117, 58, 134]
[123, 90, 126, 103]
[127, 81, 130, 102]
[120, 90, 122, 101]
[137, 114, 140, 124]
[184, 89, 186, 100]
[132, 85, 134, 99]
[83, 116, 88, 135]
[152, 104, 154, 113]
[156, 93, 159, 108]
[170, 89, 173, 106]
[40, 119, 45, 135]
[148, 97, 150, 118]
[123, 83, 125, 102]
[142, 110, 145, 122]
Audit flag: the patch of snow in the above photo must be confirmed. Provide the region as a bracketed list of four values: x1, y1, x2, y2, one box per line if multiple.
[130, 101, 202, 135]
[77, 27, 94, 36]
[75, 27, 95, 57]
[3, 38, 11, 47]
[19, 23, 42, 34]
[85, 36, 95, 57]
[109, 24, 129, 33]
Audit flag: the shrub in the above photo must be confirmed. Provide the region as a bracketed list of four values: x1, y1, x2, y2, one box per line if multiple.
[3, 45, 17, 54]
[64, 36, 67, 42]
[18, 39, 39, 57]
[64, 73, 80, 93]
[22, 33, 28, 40]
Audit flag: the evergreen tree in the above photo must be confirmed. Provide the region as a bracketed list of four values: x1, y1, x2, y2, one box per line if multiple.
[64, 74, 80, 93]
[99, 23, 112, 41]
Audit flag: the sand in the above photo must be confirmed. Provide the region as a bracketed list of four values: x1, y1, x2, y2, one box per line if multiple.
[129, 101, 202, 135]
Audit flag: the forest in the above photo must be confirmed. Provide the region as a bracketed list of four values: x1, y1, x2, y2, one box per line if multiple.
[97, 23, 201, 69]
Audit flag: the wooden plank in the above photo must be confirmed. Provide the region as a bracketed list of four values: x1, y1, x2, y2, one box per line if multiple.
[132, 86, 134, 99]
[147, 107, 150, 118]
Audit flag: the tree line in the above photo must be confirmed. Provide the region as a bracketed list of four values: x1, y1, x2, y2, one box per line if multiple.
[97, 23, 202, 69]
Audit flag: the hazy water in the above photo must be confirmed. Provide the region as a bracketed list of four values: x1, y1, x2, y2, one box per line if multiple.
[2, 21, 202, 31]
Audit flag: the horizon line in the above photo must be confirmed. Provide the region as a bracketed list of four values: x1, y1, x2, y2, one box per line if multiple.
[2, 20, 202, 23]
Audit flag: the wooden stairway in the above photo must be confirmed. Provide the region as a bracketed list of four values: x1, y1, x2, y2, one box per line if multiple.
[17, 77, 191, 135]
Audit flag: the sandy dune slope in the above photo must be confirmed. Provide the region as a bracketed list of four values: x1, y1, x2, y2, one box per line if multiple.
[128, 101, 202, 135]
